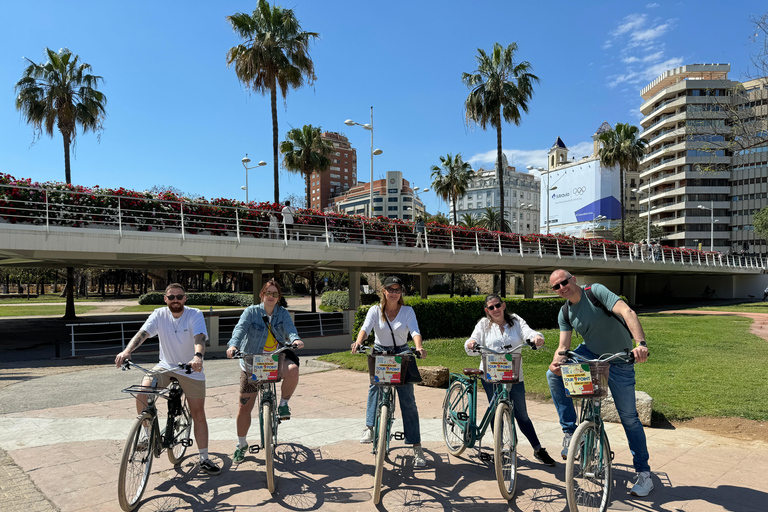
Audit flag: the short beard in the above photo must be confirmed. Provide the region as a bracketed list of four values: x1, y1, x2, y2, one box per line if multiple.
[168, 302, 184, 314]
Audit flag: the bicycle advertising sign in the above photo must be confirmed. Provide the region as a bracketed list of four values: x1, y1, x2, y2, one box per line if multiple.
[483, 353, 521, 383]
[250, 354, 281, 382]
[373, 355, 405, 384]
[561, 363, 595, 396]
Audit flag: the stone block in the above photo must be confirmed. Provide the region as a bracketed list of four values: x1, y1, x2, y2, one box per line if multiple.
[417, 366, 449, 388]
[600, 389, 653, 427]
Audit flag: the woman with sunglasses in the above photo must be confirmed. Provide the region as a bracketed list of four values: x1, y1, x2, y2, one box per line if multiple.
[351, 276, 428, 468]
[464, 293, 556, 466]
[226, 279, 304, 463]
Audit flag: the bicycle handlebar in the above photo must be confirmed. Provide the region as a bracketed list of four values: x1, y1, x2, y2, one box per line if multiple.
[469, 338, 537, 355]
[120, 361, 193, 374]
[231, 342, 297, 360]
[353, 344, 423, 359]
[558, 348, 635, 365]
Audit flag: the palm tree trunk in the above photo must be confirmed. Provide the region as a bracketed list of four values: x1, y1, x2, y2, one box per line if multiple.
[495, 123, 506, 232]
[305, 173, 311, 210]
[620, 165, 626, 242]
[63, 266, 76, 320]
[452, 197, 458, 225]
[63, 132, 72, 185]
[270, 82, 280, 204]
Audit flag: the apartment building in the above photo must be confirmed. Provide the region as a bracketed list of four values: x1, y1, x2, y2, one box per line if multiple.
[638, 63, 768, 254]
[308, 132, 357, 211]
[333, 170, 426, 221]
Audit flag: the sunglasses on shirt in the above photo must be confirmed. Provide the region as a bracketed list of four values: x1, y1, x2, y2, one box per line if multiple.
[166, 294, 185, 300]
[552, 278, 571, 291]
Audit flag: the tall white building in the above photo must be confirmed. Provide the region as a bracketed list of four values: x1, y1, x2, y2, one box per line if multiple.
[333, 170, 425, 220]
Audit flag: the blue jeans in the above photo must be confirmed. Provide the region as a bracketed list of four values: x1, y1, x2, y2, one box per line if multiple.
[546, 343, 650, 473]
[481, 379, 541, 451]
[365, 344, 421, 445]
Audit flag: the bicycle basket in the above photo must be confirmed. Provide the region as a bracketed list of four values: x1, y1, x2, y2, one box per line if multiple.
[245, 352, 285, 383]
[482, 353, 522, 383]
[367, 354, 411, 386]
[561, 362, 610, 397]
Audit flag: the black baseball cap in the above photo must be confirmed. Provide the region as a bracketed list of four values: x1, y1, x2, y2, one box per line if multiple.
[382, 276, 403, 288]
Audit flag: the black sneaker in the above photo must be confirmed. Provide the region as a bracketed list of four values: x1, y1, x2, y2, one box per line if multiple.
[199, 458, 221, 475]
[534, 448, 556, 466]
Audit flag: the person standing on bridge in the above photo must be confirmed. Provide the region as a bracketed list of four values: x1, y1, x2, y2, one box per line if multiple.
[115, 283, 221, 475]
[282, 201, 296, 240]
[546, 269, 652, 497]
[226, 279, 304, 464]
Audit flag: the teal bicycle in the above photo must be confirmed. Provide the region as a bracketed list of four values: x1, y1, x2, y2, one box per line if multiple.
[441, 340, 534, 500]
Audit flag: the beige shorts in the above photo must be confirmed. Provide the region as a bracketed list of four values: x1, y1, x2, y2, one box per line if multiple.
[147, 366, 206, 399]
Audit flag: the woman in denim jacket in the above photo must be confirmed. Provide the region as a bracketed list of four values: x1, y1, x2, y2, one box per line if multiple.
[226, 279, 303, 463]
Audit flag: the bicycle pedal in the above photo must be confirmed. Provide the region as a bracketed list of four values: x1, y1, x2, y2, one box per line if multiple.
[456, 412, 469, 421]
[181, 439, 193, 447]
[249, 445, 261, 454]
[392, 431, 405, 441]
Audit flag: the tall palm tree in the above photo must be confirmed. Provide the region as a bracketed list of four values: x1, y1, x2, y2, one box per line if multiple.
[598, 122, 648, 242]
[15, 47, 107, 320]
[463, 42, 538, 233]
[280, 124, 333, 208]
[479, 206, 510, 232]
[430, 153, 475, 225]
[459, 212, 480, 228]
[227, 0, 319, 204]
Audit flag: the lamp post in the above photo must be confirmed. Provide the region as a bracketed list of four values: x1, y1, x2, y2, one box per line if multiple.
[527, 165, 553, 234]
[632, 187, 656, 244]
[697, 200, 715, 251]
[413, 186, 429, 220]
[345, 107, 383, 217]
[241, 154, 267, 203]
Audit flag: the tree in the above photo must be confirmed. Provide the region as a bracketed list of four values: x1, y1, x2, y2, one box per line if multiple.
[15, 47, 107, 320]
[280, 124, 333, 209]
[282, 192, 306, 209]
[227, 1, 319, 205]
[755, 205, 768, 242]
[463, 42, 538, 233]
[479, 206, 510, 232]
[459, 213, 480, 228]
[610, 216, 664, 244]
[430, 153, 475, 225]
[598, 123, 648, 242]
[425, 212, 451, 225]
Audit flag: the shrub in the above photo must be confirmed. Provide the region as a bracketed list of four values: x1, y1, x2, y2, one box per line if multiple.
[138, 292, 253, 307]
[320, 291, 381, 310]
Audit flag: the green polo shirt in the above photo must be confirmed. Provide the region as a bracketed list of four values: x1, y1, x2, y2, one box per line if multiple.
[557, 283, 633, 355]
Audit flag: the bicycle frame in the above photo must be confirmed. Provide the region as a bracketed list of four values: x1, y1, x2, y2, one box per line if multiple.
[447, 374, 511, 452]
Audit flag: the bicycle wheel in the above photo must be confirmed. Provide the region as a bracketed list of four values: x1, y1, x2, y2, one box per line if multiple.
[565, 420, 612, 512]
[263, 402, 276, 493]
[166, 397, 192, 465]
[493, 402, 517, 500]
[442, 381, 469, 456]
[118, 413, 155, 511]
[372, 403, 389, 505]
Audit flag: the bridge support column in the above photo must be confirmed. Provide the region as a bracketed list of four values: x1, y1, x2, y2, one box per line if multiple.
[420, 272, 429, 299]
[349, 268, 361, 311]
[625, 274, 637, 306]
[253, 268, 264, 304]
[523, 271, 535, 299]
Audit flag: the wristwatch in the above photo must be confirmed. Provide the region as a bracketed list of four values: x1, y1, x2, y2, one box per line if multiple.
[194, 352, 204, 359]
[637, 340, 647, 347]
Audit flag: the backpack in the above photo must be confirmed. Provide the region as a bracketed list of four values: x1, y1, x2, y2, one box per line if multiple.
[561, 286, 632, 337]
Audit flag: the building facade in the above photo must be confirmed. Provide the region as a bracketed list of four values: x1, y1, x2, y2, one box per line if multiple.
[450, 155, 541, 235]
[638, 63, 768, 254]
[333, 170, 425, 220]
[309, 132, 357, 211]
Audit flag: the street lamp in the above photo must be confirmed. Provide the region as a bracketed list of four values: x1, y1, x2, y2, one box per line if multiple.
[345, 107, 383, 217]
[697, 200, 715, 251]
[413, 186, 430, 219]
[633, 187, 656, 244]
[527, 165, 554, 234]
[241, 154, 266, 203]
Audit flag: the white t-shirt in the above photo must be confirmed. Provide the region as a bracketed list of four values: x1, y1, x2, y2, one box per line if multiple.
[360, 305, 420, 347]
[140, 306, 209, 381]
[282, 205, 295, 224]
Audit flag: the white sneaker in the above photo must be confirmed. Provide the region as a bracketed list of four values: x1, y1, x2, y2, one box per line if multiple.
[561, 433, 572, 460]
[360, 427, 373, 444]
[630, 472, 653, 497]
[413, 446, 427, 468]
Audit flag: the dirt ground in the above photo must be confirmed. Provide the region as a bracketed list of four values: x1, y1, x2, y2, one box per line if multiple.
[674, 417, 768, 443]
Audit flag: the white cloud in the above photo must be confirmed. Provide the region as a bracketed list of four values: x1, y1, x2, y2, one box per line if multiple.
[646, 3, 659, 8]
[642, 57, 685, 80]
[611, 15, 646, 37]
[467, 140, 597, 173]
[630, 22, 671, 46]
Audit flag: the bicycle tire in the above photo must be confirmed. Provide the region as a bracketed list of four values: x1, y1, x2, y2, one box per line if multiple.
[373, 403, 389, 505]
[442, 381, 469, 456]
[493, 402, 517, 500]
[565, 420, 612, 512]
[166, 397, 192, 465]
[263, 402, 276, 493]
[118, 413, 155, 511]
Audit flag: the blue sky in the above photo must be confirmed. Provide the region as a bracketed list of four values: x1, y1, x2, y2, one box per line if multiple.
[1, 1, 765, 215]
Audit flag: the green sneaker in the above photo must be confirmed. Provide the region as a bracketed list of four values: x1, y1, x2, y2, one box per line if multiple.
[233, 444, 248, 464]
[278, 404, 291, 420]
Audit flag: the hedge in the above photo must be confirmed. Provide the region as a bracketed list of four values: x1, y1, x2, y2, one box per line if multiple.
[138, 292, 254, 307]
[320, 291, 380, 310]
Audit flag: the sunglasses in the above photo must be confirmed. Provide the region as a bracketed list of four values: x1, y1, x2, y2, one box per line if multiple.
[486, 303, 503, 311]
[166, 294, 185, 300]
[552, 278, 571, 291]
[385, 287, 402, 294]
[263, 291, 280, 298]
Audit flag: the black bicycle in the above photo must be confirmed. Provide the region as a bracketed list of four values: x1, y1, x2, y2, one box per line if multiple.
[117, 361, 193, 511]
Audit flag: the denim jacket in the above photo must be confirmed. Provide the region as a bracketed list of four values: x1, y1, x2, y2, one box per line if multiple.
[227, 303, 301, 355]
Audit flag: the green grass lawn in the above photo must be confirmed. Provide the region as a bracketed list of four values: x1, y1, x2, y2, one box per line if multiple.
[0, 296, 106, 304]
[683, 302, 768, 314]
[0, 305, 98, 317]
[119, 305, 245, 313]
[319, 313, 768, 422]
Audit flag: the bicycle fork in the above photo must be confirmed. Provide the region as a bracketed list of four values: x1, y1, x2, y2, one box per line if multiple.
[251, 384, 277, 455]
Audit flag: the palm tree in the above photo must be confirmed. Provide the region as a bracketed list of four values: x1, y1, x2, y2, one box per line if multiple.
[459, 213, 480, 228]
[479, 206, 510, 232]
[15, 47, 107, 320]
[463, 42, 538, 233]
[279, 124, 333, 208]
[598, 123, 648, 242]
[227, 0, 319, 204]
[430, 153, 475, 225]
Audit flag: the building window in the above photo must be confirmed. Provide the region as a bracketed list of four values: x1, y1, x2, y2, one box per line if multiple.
[388, 206, 398, 211]
[330, 173, 340, 178]
[373, 197, 383, 202]
[388, 188, 398, 194]
[374, 206, 383, 212]
[330, 166, 340, 171]
[388, 197, 398, 202]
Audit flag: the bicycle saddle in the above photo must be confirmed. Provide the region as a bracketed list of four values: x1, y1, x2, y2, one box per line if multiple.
[463, 368, 483, 376]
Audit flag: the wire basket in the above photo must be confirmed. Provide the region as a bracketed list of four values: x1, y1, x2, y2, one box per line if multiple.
[561, 362, 610, 397]
[367, 354, 411, 386]
[245, 352, 286, 383]
[482, 352, 522, 383]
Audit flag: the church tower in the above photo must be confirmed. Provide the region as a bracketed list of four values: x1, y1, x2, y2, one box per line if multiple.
[548, 137, 568, 169]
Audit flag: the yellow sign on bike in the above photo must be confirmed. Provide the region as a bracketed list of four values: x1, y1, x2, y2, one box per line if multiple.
[373, 355, 404, 384]
[561, 363, 596, 396]
[250, 354, 281, 382]
[483, 353, 521, 383]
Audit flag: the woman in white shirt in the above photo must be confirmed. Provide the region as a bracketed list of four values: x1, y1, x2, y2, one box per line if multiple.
[464, 293, 555, 466]
[351, 276, 427, 468]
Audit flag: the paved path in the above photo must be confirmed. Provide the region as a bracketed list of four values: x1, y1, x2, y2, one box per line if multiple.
[1, 357, 766, 512]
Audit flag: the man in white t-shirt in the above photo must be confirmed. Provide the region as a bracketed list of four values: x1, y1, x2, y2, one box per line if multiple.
[115, 283, 220, 475]
[282, 201, 296, 239]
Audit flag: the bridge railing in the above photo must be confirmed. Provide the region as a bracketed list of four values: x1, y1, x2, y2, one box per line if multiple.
[1, 182, 765, 270]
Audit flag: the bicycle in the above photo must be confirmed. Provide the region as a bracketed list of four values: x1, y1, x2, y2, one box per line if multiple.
[558, 348, 635, 512]
[232, 342, 296, 494]
[441, 340, 535, 500]
[117, 361, 193, 512]
[355, 344, 421, 505]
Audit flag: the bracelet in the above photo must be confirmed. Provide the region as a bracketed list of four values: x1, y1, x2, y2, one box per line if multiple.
[194, 352, 204, 359]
